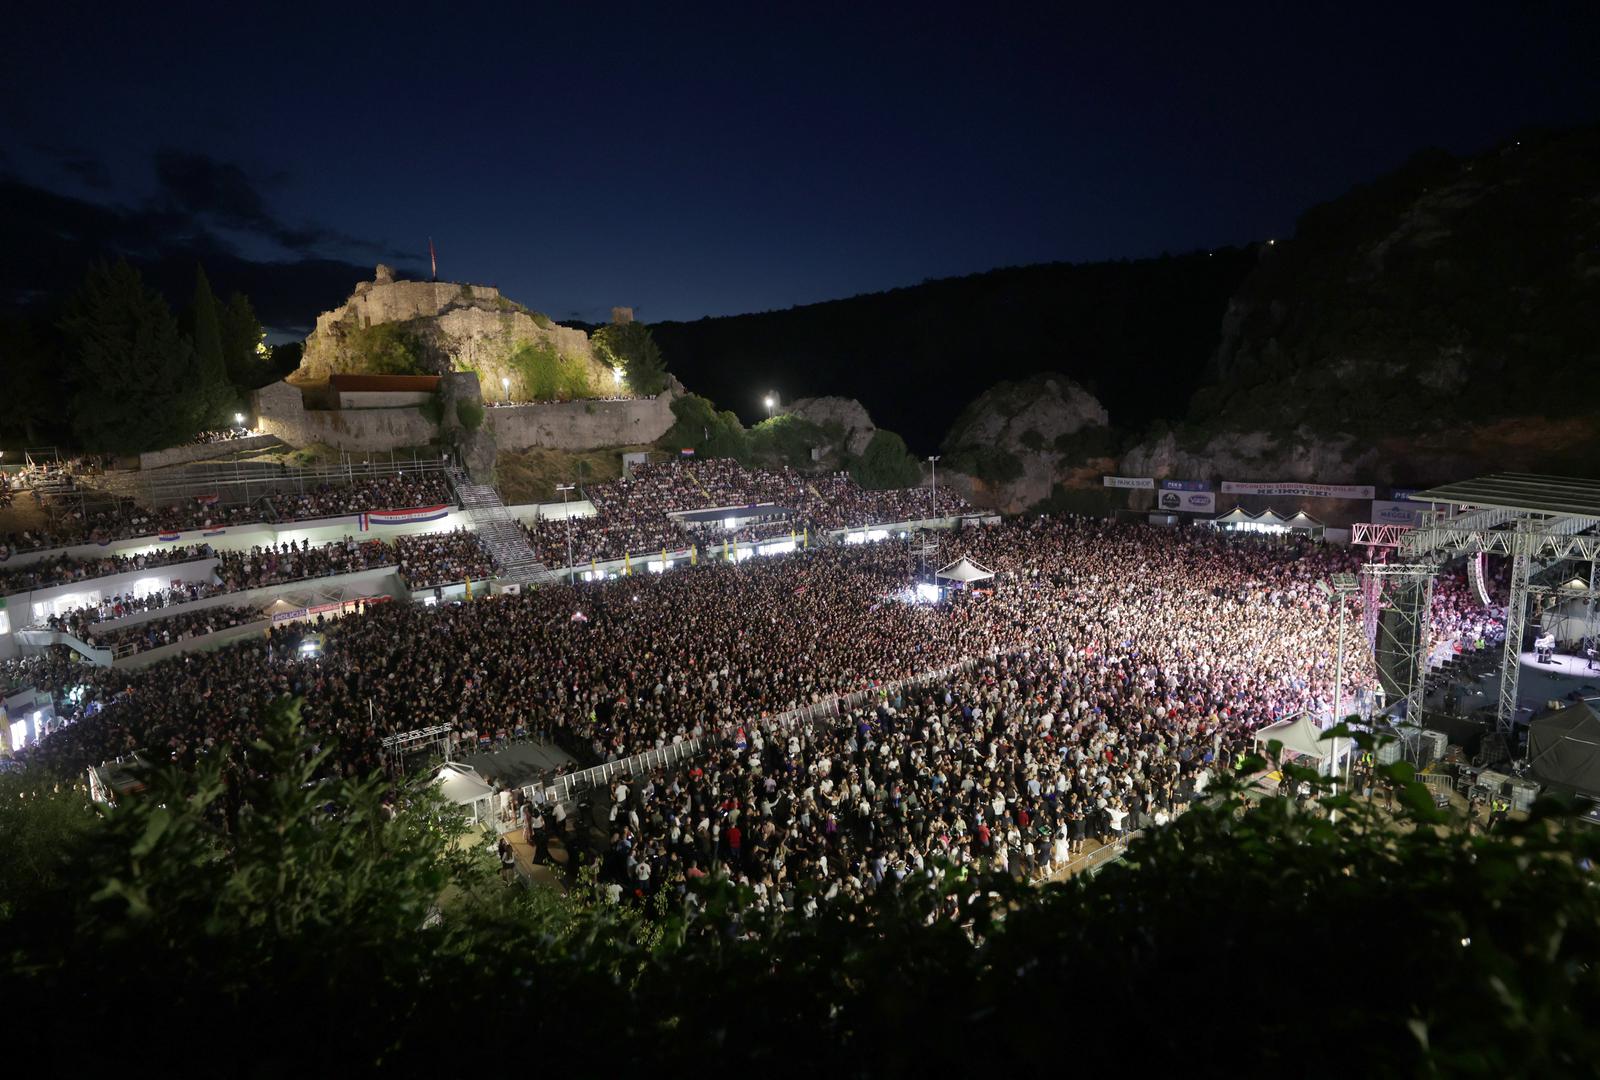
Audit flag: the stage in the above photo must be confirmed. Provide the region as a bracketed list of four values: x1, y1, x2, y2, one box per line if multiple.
[1520, 650, 1600, 680]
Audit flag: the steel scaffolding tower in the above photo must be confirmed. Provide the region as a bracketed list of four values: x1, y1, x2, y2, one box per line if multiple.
[1399, 474, 1600, 738]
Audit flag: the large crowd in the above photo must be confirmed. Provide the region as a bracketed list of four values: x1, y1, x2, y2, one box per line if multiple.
[2, 471, 454, 553]
[523, 458, 971, 566]
[0, 544, 214, 595]
[19, 517, 1417, 909]
[394, 529, 495, 589]
[215, 537, 394, 591]
[71, 605, 265, 657]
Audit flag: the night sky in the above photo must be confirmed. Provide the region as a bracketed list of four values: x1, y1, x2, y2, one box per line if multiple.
[2, 2, 1595, 335]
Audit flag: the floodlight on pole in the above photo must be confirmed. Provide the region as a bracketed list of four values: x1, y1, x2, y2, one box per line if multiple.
[556, 483, 577, 585]
[764, 394, 776, 417]
[234, 412, 245, 426]
[501, 376, 510, 402]
[928, 455, 941, 518]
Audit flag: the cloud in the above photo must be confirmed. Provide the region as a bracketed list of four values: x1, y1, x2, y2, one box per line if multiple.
[151, 148, 395, 258]
[0, 172, 424, 334]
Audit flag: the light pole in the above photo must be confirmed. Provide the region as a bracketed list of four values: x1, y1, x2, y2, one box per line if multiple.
[556, 483, 576, 585]
[1328, 573, 1362, 797]
[928, 455, 940, 519]
[501, 376, 510, 404]
[764, 394, 776, 418]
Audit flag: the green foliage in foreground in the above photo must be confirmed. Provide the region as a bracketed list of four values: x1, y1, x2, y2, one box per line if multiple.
[2, 713, 1597, 1075]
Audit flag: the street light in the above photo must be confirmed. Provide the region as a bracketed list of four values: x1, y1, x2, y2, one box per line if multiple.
[613, 366, 624, 389]
[928, 455, 940, 518]
[764, 394, 776, 417]
[556, 483, 577, 585]
[501, 376, 510, 403]
[234, 412, 245, 427]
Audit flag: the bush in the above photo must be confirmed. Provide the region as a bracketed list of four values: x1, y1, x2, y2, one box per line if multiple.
[850, 429, 923, 490]
[456, 400, 484, 431]
[1019, 428, 1045, 451]
[947, 446, 1024, 484]
[660, 394, 748, 460]
[1052, 425, 1118, 460]
[747, 414, 826, 468]
[508, 339, 592, 401]
[593, 322, 670, 396]
[345, 322, 428, 376]
[418, 394, 444, 425]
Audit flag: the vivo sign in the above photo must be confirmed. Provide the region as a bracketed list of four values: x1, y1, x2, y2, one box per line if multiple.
[1157, 490, 1217, 514]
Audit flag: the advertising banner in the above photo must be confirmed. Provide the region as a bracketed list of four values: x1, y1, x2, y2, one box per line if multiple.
[1370, 500, 1424, 526]
[1220, 482, 1375, 499]
[1157, 490, 1217, 514]
[1160, 479, 1211, 492]
[1103, 476, 1155, 490]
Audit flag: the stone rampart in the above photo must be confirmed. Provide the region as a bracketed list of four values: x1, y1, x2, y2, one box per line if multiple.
[138, 434, 277, 470]
[488, 395, 675, 451]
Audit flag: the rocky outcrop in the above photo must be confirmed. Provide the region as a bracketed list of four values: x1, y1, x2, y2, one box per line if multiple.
[292, 268, 611, 398]
[438, 372, 497, 481]
[782, 396, 877, 458]
[940, 374, 1112, 513]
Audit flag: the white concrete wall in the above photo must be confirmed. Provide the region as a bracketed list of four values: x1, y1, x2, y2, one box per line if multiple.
[338, 391, 434, 409]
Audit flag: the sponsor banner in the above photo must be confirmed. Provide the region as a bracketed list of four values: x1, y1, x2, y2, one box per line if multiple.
[1102, 476, 1155, 490]
[202, 528, 227, 537]
[1391, 488, 1427, 502]
[1160, 479, 1211, 492]
[1157, 490, 1217, 514]
[359, 504, 451, 531]
[1220, 481, 1375, 499]
[157, 533, 182, 542]
[1371, 499, 1424, 527]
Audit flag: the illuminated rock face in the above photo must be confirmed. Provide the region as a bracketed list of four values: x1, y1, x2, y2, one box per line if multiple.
[292, 268, 609, 399]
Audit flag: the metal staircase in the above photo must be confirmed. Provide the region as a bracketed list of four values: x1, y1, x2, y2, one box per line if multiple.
[447, 468, 556, 589]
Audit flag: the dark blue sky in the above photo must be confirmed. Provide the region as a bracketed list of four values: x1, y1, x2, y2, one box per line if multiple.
[2, 1, 1596, 331]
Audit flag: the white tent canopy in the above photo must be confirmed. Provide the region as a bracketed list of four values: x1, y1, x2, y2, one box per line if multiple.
[936, 557, 996, 584]
[430, 762, 496, 820]
[1215, 506, 1255, 525]
[1254, 714, 1332, 759]
[1254, 508, 1289, 526]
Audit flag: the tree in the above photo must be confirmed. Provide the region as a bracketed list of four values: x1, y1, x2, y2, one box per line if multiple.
[218, 292, 266, 388]
[188, 266, 234, 423]
[849, 429, 923, 489]
[0, 315, 63, 446]
[60, 260, 207, 453]
[2, 713, 1598, 1073]
[660, 393, 748, 460]
[593, 320, 669, 396]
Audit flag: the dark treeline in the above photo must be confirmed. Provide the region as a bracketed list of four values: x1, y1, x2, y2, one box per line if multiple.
[1, 261, 297, 454]
[643, 251, 1255, 454]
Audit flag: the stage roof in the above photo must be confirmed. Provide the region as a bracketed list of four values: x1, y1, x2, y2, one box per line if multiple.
[1410, 473, 1600, 518]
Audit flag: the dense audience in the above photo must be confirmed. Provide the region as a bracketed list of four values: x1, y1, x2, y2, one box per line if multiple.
[525, 458, 969, 566]
[216, 537, 393, 590]
[75, 605, 264, 657]
[3, 472, 454, 553]
[14, 511, 1512, 915]
[42, 581, 230, 631]
[394, 529, 495, 589]
[0, 545, 214, 595]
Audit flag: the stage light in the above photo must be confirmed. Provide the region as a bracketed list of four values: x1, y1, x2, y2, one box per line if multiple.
[234, 412, 245, 425]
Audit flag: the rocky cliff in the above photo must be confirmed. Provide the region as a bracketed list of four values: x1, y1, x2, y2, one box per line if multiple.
[1115, 125, 1600, 487]
[940, 374, 1112, 513]
[292, 265, 612, 398]
[781, 396, 877, 458]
